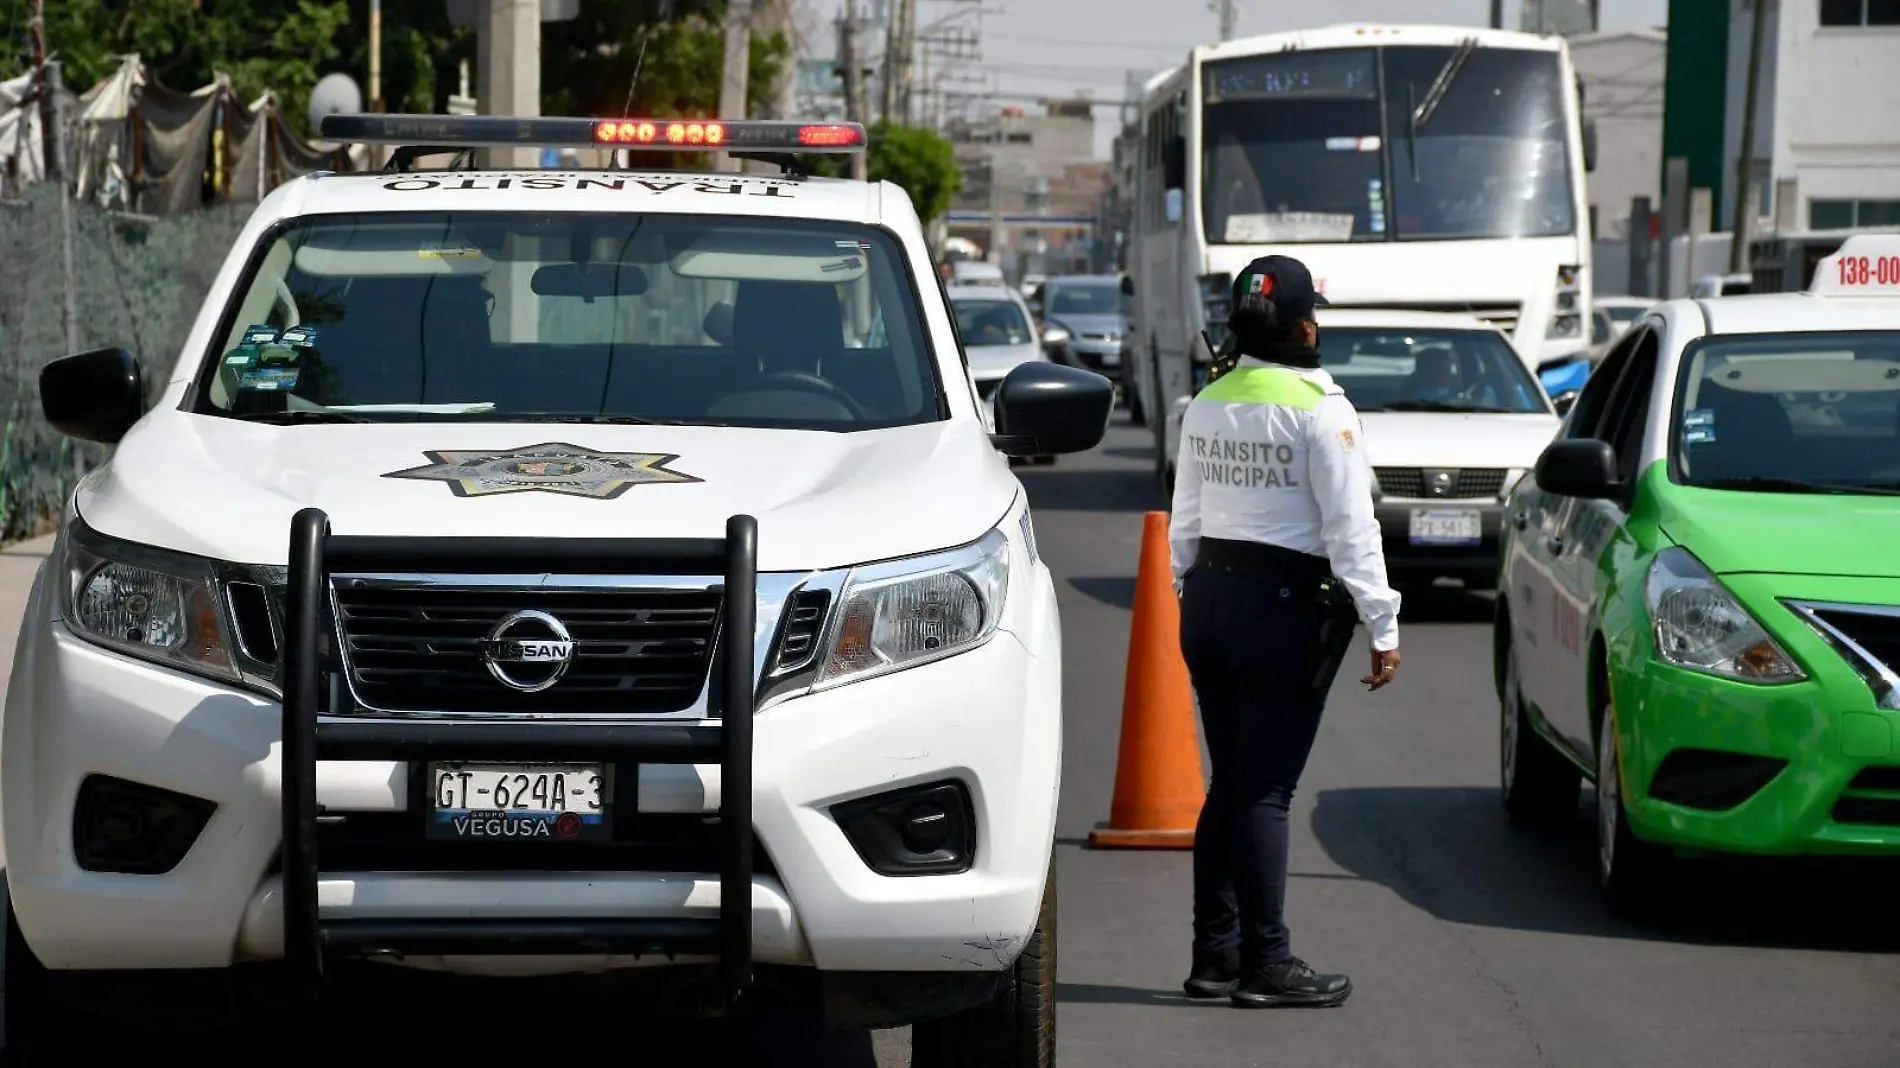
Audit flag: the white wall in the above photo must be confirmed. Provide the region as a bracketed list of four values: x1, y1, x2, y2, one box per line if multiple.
[1763, 0, 1900, 227]
[1571, 32, 1665, 241]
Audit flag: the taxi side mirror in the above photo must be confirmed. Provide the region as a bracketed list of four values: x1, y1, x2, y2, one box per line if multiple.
[991, 362, 1114, 456]
[1534, 438, 1619, 499]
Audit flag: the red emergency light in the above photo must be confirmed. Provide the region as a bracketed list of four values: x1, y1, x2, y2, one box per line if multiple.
[320, 114, 868, 155]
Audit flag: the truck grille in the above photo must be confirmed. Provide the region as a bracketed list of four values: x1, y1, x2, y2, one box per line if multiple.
[333, 584, 721, 714]
[1374, 468, 1508, 500]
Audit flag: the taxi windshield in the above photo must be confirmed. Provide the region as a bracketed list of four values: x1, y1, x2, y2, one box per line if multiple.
[951, 298, 1032, 346]
[1672, 331, 1900, 493]
[190, 211, 943, 430]
[1319, 326, 1551, 414]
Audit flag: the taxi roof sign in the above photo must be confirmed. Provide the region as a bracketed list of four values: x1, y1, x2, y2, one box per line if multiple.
[1810, 234, 1900, 297]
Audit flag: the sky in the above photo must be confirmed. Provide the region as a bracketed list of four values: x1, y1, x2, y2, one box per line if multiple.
[796, 0, 1670, 158]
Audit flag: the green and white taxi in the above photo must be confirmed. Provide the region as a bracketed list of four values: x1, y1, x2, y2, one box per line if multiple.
[1496, 233, 1900, 911]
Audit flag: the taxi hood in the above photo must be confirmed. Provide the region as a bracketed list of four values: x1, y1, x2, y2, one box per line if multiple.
[74, 412, 1019, 572]
[1658, 485, 1900, 580]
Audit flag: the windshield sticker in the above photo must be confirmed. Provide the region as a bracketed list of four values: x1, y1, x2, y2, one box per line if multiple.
[237, 367, 301, 392]
[384, 443, 703, 500]
[1684, 408, 1715, 427]
[240, 324, 281, 347]
[419, 243, 483, 260]
[1684, 425, 1716, 445]
[1325, 136, 1381, 152]
[278, 325, 320, 348]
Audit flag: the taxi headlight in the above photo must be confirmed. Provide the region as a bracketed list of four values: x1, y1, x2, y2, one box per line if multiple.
[61, 521, 239, 683]
[815, 527, 1011, 688]
[1645, 547, 1803, 683]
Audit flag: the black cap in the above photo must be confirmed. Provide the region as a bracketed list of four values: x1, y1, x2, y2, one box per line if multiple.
[1231, 255, 1329, 324]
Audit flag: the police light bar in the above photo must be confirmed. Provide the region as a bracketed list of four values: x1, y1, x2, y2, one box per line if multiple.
[1811, 233, 1900, 297]
[318, 113, 867, 153]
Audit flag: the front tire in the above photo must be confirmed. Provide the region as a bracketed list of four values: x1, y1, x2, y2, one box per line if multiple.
[911, 868, 1056, 1068]
[1597, 705, 1671, 916]
[1500, 643, 1582, 829]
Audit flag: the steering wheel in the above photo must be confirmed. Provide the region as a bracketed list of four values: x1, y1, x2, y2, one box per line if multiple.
[719, 370, 869, 420]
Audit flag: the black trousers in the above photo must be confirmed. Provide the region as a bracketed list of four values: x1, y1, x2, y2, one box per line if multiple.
[1178, 559, 1357, 973]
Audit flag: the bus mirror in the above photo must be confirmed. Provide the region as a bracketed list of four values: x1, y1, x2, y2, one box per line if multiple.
[1582, 117, 1598, 172]
[1163, 135, 1186, 190]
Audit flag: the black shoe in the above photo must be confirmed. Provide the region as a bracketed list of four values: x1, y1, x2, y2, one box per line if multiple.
[1229, 958, 1351, 1008]
[1182, 956, 1239, 1000]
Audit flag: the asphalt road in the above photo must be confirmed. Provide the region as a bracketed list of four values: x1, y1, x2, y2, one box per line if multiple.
[4, 415, 1899, 1064]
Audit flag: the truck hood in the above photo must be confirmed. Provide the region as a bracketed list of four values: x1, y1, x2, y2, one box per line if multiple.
[1659, 486, 1900, 579]
[76, 413, 1018, 572]
[1358, 412, 1562, 470]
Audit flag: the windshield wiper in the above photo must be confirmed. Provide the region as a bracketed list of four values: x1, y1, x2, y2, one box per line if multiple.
[232, 410, 372, 425]
[480, 413, 730, 427]
[1375, 399, 1517, 414]
[1408, 36, 1479, 181]
[1699, 476, 1900, 496]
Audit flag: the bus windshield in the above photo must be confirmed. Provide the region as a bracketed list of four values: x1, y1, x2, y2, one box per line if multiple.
[1201, 44, 1577, 245]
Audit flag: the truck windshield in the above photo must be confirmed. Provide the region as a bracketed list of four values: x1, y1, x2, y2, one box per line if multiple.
[191, 211, 943, 430]
[1201, 44, 1577, 244]
[1320, 326, 1551, 414]
[1672, 332, 1900, 494]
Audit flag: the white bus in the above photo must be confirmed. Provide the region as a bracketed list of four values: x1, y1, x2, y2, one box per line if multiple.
[1125, 24, 1598, 485]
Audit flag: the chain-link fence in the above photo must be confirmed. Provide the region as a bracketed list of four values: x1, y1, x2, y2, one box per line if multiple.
[0, 184, 253, 541]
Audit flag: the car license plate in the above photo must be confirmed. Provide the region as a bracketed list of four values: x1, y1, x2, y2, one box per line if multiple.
[427, 762, 607, 841]
[1409, 509, 1481, 546]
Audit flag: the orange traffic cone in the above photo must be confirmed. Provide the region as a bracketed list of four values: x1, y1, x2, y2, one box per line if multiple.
[1087, 510, 1204, 850]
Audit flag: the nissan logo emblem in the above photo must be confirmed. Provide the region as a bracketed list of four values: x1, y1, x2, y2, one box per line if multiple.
[479, 610, 575, 693]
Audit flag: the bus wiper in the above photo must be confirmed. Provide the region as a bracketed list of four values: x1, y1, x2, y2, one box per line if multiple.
[1378, 399, 1516, 413]
[1408, 36, 1479, 181]
[1699, 476, 1900, 496]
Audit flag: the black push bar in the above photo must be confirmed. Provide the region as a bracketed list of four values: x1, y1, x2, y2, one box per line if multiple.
[281, 507, 759, 1009]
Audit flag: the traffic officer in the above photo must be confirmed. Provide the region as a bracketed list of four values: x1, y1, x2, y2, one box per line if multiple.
[1169, 254, 1402, 1009]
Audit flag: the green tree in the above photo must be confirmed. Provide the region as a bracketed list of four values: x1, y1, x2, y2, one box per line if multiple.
[800, 121, 962, 222]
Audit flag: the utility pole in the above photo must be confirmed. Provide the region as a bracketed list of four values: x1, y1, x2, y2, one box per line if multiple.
[1729, 0, 1770, 274]
[49, 60, 78, 357]
[717, 0, 752, 172]
[1489, 0, 1504, 29]
[839, 0, 869, 180]
[369, 0, 384, 111]
[27, 0, 54, 177]
[881, 0, 916, 125]
[1216, 0, 1238, 41]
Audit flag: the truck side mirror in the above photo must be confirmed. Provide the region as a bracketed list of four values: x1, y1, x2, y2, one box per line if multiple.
[42, 347, 144, 444]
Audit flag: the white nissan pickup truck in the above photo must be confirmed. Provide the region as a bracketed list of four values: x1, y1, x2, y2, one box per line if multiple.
[1, 114, 1110, 1063]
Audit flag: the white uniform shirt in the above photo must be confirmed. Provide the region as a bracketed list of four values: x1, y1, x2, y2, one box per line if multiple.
[1168, 356, 1402, 652]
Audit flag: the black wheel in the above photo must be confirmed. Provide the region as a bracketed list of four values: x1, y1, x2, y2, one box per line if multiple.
[5, 893, 72, 1062]
[911, 867, 1055, 1068]
[1500, 642, 1582, 829]
[1596, 705, 1671, 917]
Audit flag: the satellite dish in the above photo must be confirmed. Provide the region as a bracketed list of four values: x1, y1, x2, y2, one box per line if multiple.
[309, 73, 363, 134]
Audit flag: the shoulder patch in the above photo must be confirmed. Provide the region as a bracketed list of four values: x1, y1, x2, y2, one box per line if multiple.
[1338, 427, 1357, 453]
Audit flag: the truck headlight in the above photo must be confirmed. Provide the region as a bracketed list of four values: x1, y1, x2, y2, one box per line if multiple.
[815, 526, 1011, 688]
[1645, 547, 1803, 683]
[61, 519, 240, 683]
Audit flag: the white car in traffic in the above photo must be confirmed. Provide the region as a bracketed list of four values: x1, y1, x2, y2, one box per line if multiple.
[1320, 308, 1564, 590]
[948, 284, 1054, 463]
[2, 114, 1112, 1062]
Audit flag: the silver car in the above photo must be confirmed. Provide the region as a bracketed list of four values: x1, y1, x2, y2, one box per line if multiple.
[949, 284, 1056, 464]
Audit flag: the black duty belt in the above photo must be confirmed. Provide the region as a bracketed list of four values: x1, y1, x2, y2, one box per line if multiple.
[1196, 536, 1335, 587]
